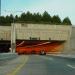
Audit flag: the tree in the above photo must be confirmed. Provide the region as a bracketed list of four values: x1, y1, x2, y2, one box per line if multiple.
[32, 12, 42, 23]
[9, 14, 14, 23]
[25, 11, 33, 22]
[62, 17, 72, 25]
[5, 15, 10, 23]
[0, 16, 6, 24]
[52, 15, 61, 24]
[20, 12, 26, 22]
[20, 11, 33, 22]
[15, 15, 19, 22]
[0, 11, 72, 25]
[42, 11, 52, 23]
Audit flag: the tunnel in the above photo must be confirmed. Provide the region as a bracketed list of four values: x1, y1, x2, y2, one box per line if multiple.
[16, 40, 65, 54]
[0, 40, 10, 53]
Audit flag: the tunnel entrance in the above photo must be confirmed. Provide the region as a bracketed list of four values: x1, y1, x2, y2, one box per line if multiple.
[16, 40, 65, 54]
[0, 40, 10, 53]
[0, 40, 65, 54]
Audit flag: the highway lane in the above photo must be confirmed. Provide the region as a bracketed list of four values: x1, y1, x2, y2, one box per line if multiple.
[0, 55, 75, 75]
[17, 55, 75, 75]
[0, 55, 29, 75]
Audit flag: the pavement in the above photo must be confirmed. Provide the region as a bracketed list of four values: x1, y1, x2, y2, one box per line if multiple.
[47, 53, 75, 59]
[0, 55, 75, 75]
[0, 53, 18, 60]
[0, 55, 28, 75]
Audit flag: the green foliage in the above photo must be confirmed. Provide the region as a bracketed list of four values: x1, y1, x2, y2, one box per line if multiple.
[15, 15, 19, 22]
[62, 17, 72, 25]
[33, 13, 42, 23]
[6, 14, 14, 23]
[52, 15, 61, 24]
[42, 11, 52, 23]
[0, 11, 72, 26]
[0, 16, 6, 24]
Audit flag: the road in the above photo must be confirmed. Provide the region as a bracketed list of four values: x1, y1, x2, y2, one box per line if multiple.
[0, 55, 75, 75]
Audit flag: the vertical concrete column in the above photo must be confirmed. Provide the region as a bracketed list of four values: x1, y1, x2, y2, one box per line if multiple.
[11, 23, 16, 53]
[63, 29, 72, 54]
[66, 28, 72, 53]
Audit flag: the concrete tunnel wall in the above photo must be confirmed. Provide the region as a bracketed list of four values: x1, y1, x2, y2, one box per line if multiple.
[69, 27, 75, 54]
[14, 23, 72, 53]
[0, 23, 72, 53]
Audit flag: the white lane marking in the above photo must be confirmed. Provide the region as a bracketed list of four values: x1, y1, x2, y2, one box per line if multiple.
[67, 64, 75, 69]
[40, 56, 54, 61]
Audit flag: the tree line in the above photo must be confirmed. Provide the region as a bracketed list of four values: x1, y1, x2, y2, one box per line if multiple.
[0, 11, 72, 26]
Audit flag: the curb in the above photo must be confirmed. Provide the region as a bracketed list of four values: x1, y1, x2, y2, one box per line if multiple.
[0, 53, 18, 61]
[46, 54, 75, 60]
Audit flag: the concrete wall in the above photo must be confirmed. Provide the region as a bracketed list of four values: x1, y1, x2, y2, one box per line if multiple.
[0, 26, 11, 40]
[15, 23, 72, 41]
[70, 27, 75, 49]
[60, 26, 75, 54]
[70, 27, 75, 53]
[0, 24, 71, 41]
[15, 23, 72, 53]
[0, 23, 72, 53]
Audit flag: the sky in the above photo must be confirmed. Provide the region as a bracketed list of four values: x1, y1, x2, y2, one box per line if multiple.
[1, 0, 75, 25]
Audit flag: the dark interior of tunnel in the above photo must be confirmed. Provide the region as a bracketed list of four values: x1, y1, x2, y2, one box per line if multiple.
[0, 40, 65, 53]
[0, 41, 10, 53]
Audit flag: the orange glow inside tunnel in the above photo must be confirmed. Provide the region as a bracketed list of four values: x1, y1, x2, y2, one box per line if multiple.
[16, 40, 65, 54]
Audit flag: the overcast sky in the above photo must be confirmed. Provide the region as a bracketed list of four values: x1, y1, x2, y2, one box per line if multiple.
[1, 0, 75, 25]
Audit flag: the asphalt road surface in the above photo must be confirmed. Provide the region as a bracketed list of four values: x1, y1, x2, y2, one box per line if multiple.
[0, 55, 75, 75]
